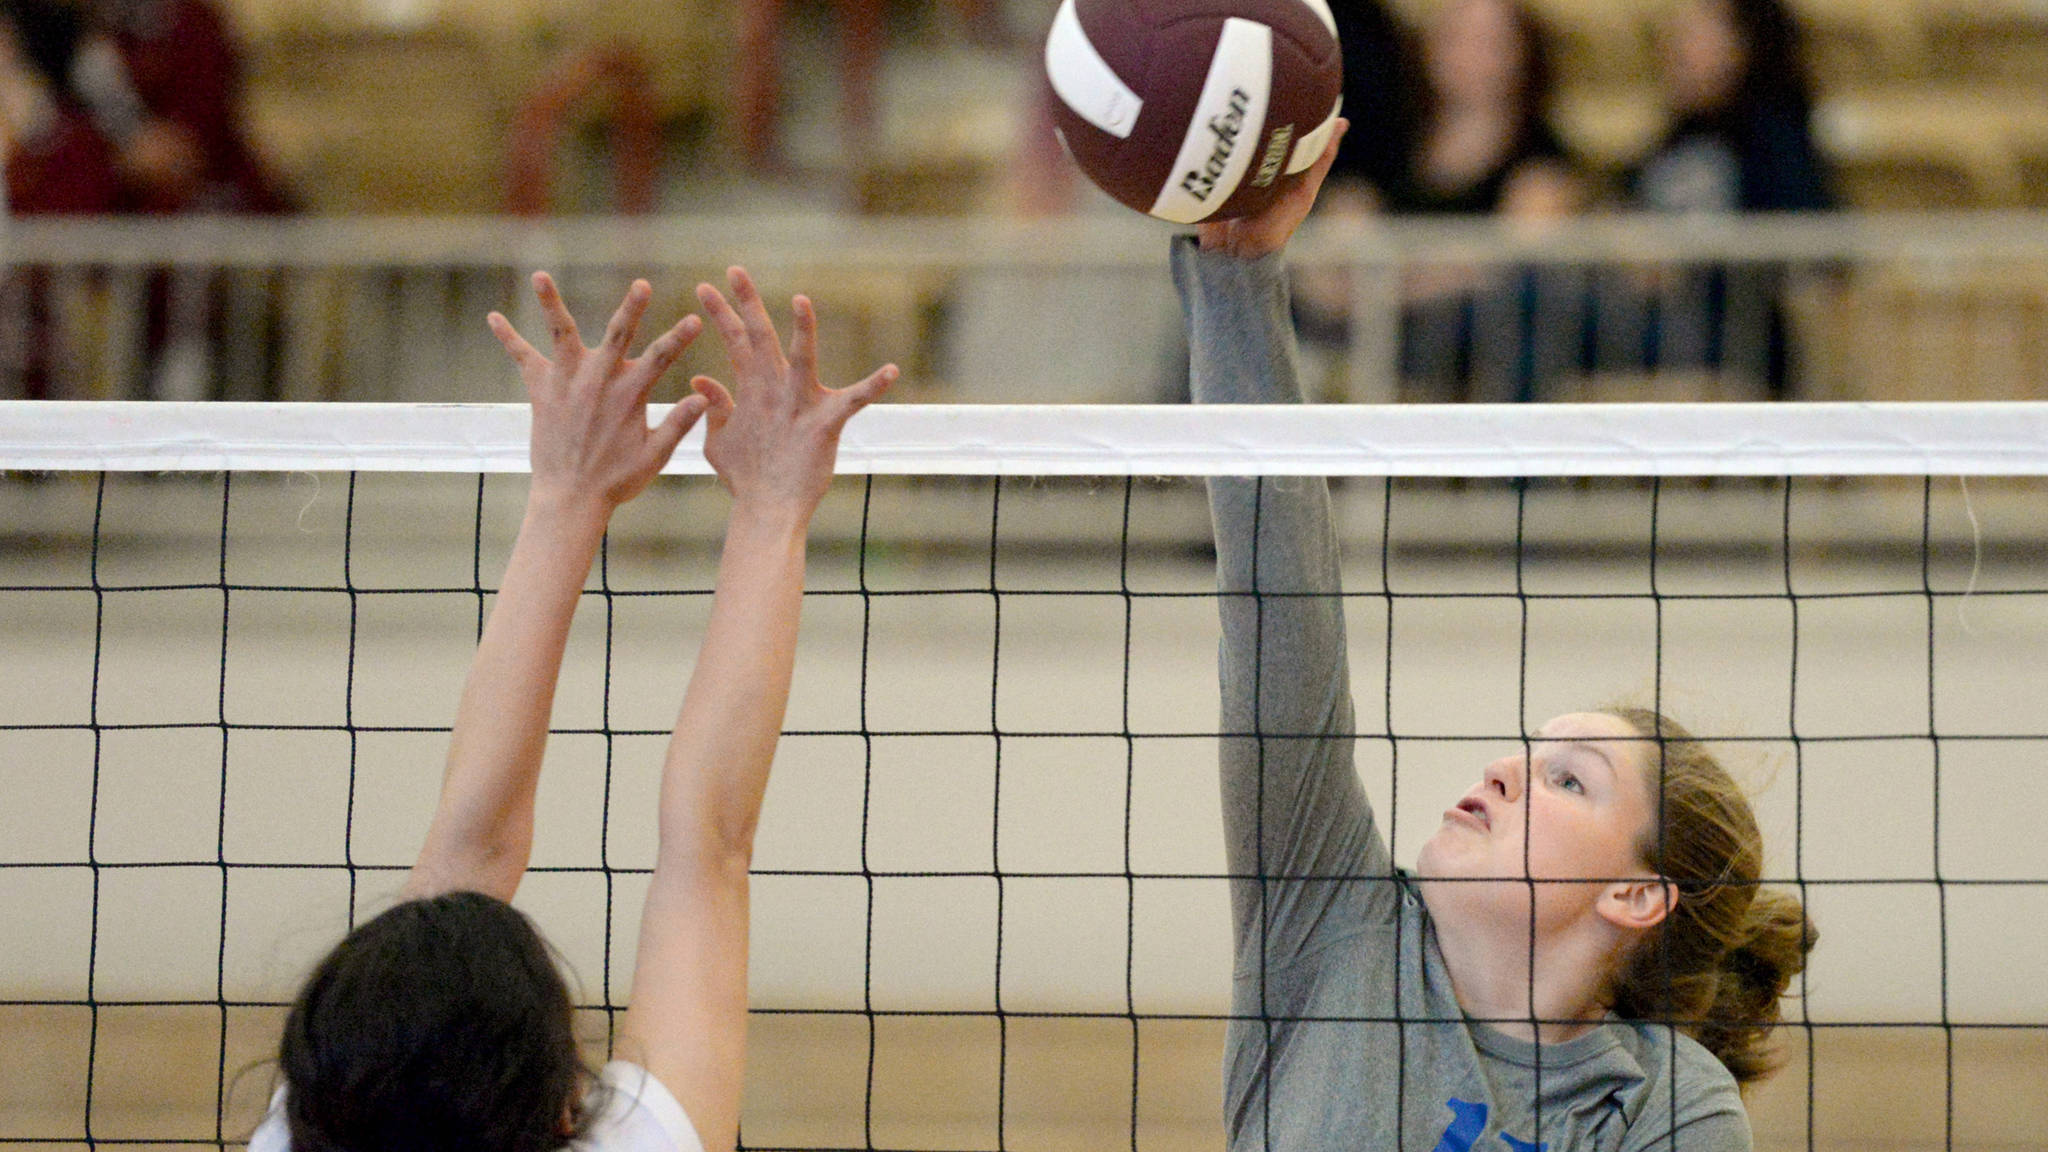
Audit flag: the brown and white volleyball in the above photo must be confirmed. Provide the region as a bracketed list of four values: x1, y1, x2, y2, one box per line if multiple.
[1044, 0, 1343, 223]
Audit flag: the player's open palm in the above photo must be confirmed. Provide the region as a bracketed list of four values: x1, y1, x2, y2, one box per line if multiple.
[488, 272, 709, 511]
[692, 266, 897, 516]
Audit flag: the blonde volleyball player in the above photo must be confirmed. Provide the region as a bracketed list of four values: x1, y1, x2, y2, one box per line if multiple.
[252, 270, 894, 1152]
[1186, 122, 1813, 1151]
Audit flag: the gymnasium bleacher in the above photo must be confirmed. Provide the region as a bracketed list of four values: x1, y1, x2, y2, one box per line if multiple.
[232, 0, 731, 214]
[212, 0, 2048, 213]
[5, 1, 2045, 406]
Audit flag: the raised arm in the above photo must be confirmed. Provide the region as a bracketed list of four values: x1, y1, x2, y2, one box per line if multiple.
[618, 269, 895, 1152]
[404, 275, 705, 902]
[1187, 125, 1400, 972]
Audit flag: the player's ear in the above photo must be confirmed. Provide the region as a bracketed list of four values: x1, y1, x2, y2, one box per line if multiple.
[1598, 878, 1675, 933]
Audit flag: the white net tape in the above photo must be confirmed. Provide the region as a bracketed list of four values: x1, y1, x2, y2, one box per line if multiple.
[7, 401, 2048, 476]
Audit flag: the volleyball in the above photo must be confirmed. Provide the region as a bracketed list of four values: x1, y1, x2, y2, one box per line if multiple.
[1043, 0, 1343, 223]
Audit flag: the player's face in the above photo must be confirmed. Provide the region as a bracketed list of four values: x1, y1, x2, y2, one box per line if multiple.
[1415, 712, 1658, 932]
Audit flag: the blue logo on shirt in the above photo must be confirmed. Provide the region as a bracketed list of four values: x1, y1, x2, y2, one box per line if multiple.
[1431, 1099, 1488, 1152]
[1431, 1099, 1549, 1152]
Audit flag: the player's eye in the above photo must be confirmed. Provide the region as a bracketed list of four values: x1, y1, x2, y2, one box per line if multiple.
[1553, 767, 1584, 795]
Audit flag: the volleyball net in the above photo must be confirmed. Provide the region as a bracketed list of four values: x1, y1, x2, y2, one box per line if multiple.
[3, 401, 2046, 1151]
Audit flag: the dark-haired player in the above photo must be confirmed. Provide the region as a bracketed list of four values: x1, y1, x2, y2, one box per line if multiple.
[251, 269, 894, 1152]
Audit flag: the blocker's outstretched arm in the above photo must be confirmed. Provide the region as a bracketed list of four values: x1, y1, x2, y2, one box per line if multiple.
[404, 275, 706, 902]
[620, 268, 895, 1152]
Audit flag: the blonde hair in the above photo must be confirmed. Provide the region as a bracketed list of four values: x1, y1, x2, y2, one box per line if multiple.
[1604, 707, 1817, 1089]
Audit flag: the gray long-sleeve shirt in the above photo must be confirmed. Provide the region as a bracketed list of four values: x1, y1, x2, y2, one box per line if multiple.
[1174, 236, 1749, 1152]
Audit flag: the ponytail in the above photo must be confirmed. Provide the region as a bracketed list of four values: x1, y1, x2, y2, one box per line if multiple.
[1604, 709, 1819, 1089]
[1694, 888, 1816, 1085]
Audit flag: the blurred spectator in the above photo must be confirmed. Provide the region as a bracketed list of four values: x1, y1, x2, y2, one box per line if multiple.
[506, 44, 660, 216]
[1383, 0, 1582, 218]
[736, 0, 1008, 177]
[64, 0, 292, 401]
[0, 0, 121, 401]
[1630, 0, 1832, 213]
[1588, 0, 1834, 398]
[71, 0, 291, 214]
[1304, 0, 1587, 403]
[737, 0, 877, 175]
[0, 0, 120, 215]
[1317, 0, 1407, 215]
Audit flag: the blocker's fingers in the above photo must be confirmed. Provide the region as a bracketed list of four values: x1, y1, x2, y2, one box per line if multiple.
[485, 312, 544, 373]
[695, 283, 749, 356]
[691, 375, 736, 415]
[532, 272, 582, 362]
[650, 392, 712, 462]
[726, 266, 782, 358]
[832, 363, 899, 420]
[629, 315, 702, 401]
[787, 295, 819, 384]
[599, 279, 653, 366]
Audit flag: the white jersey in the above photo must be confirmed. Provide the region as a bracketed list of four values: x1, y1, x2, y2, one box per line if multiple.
[247, 1060, 705, 1152]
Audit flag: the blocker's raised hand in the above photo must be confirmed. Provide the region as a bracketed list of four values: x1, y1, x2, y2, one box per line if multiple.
[488, 273, 709, 512]
[691, 266, 897, 516]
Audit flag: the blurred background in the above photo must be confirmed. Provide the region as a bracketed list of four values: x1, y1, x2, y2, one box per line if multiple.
[3, 1, 2048, 1150]
[0, 0, 2042, 409]
[7, 0, 2046, 216]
